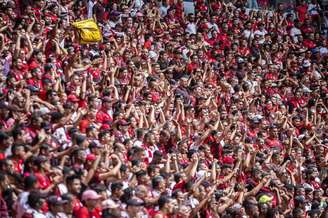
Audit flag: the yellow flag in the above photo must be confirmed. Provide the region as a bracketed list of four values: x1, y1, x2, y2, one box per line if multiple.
[72, 19, 102, 44]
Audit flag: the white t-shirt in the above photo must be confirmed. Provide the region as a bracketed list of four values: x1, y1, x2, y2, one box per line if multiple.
[133, 140, 143, 147]
[87, 0, 95, 18]
[243, 29, 254, 39]
[160, 4, 170, 17]
[53, 127, 70, 149]
[46, 212, 68, 218]
[188, 196, 199, 209]
[57, 183, 68, 196]
[254, 29, 267, 44]
[151, 190, 161, 198]
[320, 47, 328, 55]
[134, 0, 144, 10]
[290, 27, 302, 42]
[313, 70, 322, 80]
[308, 3, 320, 15]
[144, 145, 159, 163]
[186, 22, 197, 34]
[182, 47, 191, 60]
[15, 192, 30, 218]
[25, 209, 47, 218]
[207, 22, 219, 32]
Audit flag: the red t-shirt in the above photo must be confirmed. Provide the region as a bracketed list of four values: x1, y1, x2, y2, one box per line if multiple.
[290, 97, 307, 108]
[303, 39, 316, 49]
[296, 5, 308, 23]
[144, 40, 152, 49]
[72, 197, 83, 216]
[266, 138, 283, 150]
[76, 207, 102, 218]
[186, 62, 199, 73]
[34, 172, 51, 190]
[12, 158, 24, 174]
[96, 109, 113, 123]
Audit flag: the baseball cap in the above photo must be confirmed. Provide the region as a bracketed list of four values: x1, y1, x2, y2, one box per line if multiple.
[89, 141, 102, 149]
[258, 194, 273, 204]
[67, 94, 80, 102]
[294, 195, 306, 204]
[44, 64, 54, 72]
[102, 96, 111, 102]
[34, 155, 48, 165]
[303, 60, 311, 68]
[222, 156, 235, 165]
[86, 154, 97, 161]
[101, 124, 111, 130]
[47, 195, 68, 205]
[74, 134, 86, 145]
[92, 184, 107, 193]
[126, 198, 144, 207]
[136, 12, 144, 17]
[117, 119, 130, 126]
[38, 107, 51, 116]
[24, 174, 38, 189]
[61, 193, 74, 202]
[102, 199, 119, 209]
[82, 189, 102, 201]
[303, 183, 314, 192]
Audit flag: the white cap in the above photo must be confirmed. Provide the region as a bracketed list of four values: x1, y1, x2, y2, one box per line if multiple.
[303, 60, 311, 67]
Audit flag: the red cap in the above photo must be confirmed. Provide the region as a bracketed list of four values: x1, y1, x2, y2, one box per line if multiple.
[79, 120, 90, 133]
[86, 154, 97, 161]
[101, 124, 110, 130]
[222, 156, 235, 165]
[67, 94, 80, 102]
[151, 94, 160, 103]
[99, 44, 106, 50]
[117, 119, 130, 126]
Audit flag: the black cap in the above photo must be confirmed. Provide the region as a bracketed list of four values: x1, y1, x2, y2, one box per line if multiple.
[153, 150, 162, 157]
[0, 102, 8, 109]
[24, 174, 37, 189]
[51, 112, 64, 121]
[47, 195, 68, 205]
[111, 182, 123, 191]
[61, 193, 74, 202]
[294, 195, 306, 203]
[34, 155, 48, 165]
[74, 134, 86, 145]
[201, 180, 211, 188]
[44, 64, 54, 72]
[89, 141, 99, 149]
[126, 198, 144, 206]
[93, 183, 107, 192]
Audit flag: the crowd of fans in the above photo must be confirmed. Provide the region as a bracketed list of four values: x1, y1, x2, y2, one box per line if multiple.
[0, 0, 327, 217]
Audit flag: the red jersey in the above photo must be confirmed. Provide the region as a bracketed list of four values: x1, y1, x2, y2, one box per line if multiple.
[76, 207, 102, 218]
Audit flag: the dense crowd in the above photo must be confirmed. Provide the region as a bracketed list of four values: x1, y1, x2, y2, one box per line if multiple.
[0, 0, 327, 217]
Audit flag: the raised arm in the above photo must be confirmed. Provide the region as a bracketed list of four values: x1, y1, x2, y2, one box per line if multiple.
[83, 155, 101, 185]
[98, 154, 122, 181]
[245, 176, 271, 197]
